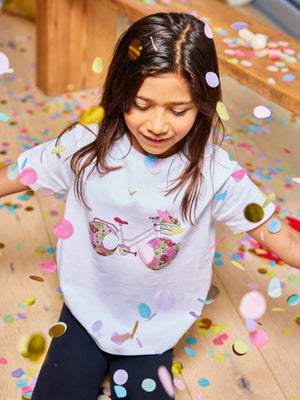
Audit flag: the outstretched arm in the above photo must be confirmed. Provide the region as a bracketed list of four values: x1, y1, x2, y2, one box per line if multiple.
[0, 164, 29, 198]
[247, 214, 300, 269]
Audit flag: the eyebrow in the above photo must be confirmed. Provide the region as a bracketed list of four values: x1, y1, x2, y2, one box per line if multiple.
[135, 95, 193, 106]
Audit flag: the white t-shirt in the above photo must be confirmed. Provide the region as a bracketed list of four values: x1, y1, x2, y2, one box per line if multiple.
[17, 124, 275, 355]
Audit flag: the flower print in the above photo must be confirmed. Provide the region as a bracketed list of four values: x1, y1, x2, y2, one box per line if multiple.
[151, 238, 163, 249]
[147, 257, 160, 268]
[165, 246, 178, 260]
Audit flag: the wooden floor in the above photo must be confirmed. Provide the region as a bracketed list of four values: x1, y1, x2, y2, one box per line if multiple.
[0, 7, 299, 400]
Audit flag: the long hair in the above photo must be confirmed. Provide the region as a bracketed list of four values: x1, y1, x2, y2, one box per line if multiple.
[59, 12, 224, 223]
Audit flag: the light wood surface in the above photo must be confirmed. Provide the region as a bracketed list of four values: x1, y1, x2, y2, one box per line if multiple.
[0, 10, 299, 400]
[36, 0, 300, 115]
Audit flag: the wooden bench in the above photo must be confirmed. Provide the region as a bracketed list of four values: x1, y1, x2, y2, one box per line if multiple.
[36, 0, 300, 115]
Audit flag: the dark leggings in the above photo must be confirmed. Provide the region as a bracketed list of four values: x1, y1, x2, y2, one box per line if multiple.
[32, 304, 174, 400]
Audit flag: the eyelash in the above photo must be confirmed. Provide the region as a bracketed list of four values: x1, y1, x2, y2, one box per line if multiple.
[133, 103, 187, 116]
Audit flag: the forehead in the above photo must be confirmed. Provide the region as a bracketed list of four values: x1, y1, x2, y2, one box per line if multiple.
[136, 73, 193, 103]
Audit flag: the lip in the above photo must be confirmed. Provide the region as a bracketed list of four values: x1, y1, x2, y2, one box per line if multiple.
[144, 135, 168, 144]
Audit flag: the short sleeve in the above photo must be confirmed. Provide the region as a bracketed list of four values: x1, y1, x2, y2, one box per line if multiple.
[211, 172, 275, 234]
[17, 124, 96, 194]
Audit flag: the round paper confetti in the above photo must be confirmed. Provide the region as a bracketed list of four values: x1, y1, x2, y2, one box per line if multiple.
[205, 71, 219, 88]
[128, 39, 142, 60]
[268, 277, 282, 298]
[216, 101, 230, 120]
[114, 385, 127, 398]
[38, 262, 57, 274]
[287, 294, 299, 306]
[232, 338, 249, 355]
[239, 290, 266, 320]
[283, 74, 295, 82]
[79, 106, 105, 124]
[7, 162, 19, 180]
[268, 218, 281, 233]
[53, 219, 74, 239]
[0, 358, 8, 364]
[0, 51, 9, 75]
[198, 378, 210, 387]
[184, 347, 196, 357]
[231, 168, 247, 180]
[155, 289, 175, 310]
[138, 303, 151, 319]
[244, 203, 264, 223]
[141, 378, 156, 392]
[19, 167, 38, 186]
[245, 318, 258, 331]
[113, 369, 128, 385]
[48, 322, 67, 338]
[231, 22, 248, 30]
[158, 365, 175, 398]
[204, 24, 213, 39]
[249, 329, 268, 347]
[253, 106, 271, 119]
[0, 112, 9, 121]
[18, 334, 46, 361]
[144, 154, 159, 169]
[92, 57, 103, 73]
[173, 378, 185, 390]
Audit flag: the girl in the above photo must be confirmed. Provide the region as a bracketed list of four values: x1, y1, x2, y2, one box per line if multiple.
[0, 12, 299, 400]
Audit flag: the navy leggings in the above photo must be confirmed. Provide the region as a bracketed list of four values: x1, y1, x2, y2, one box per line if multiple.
[32, 304, 175, 400]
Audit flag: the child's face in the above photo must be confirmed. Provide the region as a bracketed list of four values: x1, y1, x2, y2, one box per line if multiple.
[124, 73, 198, 158]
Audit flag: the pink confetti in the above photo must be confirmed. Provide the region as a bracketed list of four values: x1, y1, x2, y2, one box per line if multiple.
[249, 329, 268, 347]
[0, 358, 8, 364]
[53, 219, 74, 239]
[284, 148, 291, 154]
[239, 290, 266, 320]
[231, 22, 248, 30]
[111, 333, 131, 343]
[38, 262, 57, 275]
[173, 379, 185, 390]
[158, 365, 175, 398]
[204, 24, 213, 39]
[209, 235, 226, 250]
[231, 168, 247, 180]
[253, 106, 271, 119]
[291, 177, 300, 184]
[18, 167, 38, 186]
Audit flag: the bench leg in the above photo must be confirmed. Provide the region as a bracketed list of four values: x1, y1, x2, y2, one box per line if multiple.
[36, 0, 118, 95]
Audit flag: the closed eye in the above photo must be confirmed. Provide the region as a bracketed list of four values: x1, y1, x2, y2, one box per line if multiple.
[171, 109, 188, 116]
[133, 102, 149, 111]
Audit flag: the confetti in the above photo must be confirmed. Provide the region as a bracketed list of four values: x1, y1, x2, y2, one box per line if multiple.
[204, 23, 213, 39]
[138, 303, 152, 319]
[114, 385, 127, 398]
[231, 22, 248, 30]
[0, 358, 8, 364]
[239, 290, 266, 319]
[244, 203, 264, 223]
[18, 167, 38, 186]
[253, 106, 271, 119]
[249, 328, 268, 347]
[231, 168, 247, 180]
[7, 162, 19, 180]
[158, 365, 175, 398]
[128, 39, 142, 61]
[141, 378, 156, 392]
[262, 193, 276, 208]
[198, 378, 210, 387]
[267, 277, 282, 298]
[150, 36, 158, 51]
[51, 145, 65, 154]
[0, 112, 10, 121]
[79, 106, 105, 124]
[215, 190, 227, 201]
[232, 338, 249, 355]
[53, 218, 74, 239]
[205, 71, 219, 88]
[184, 347, 196, 357]
[0, 51, 9, 75]
[113, 369, 128, 385]
[268, 218, 281, 233]
[91, 320, 103, 333]
[231, 260, 245, 271]
[287, 294, 299, 306]
[38, 262, 57, 274]
[291, 177, 300, 184]
[28, 275, 44, 282]
[216, 101, 230, 120]
[92, 57, 103, 73]
[48, 322, 67, 338]
[18, 334, 46, 361]
[245, 318, 258, 331]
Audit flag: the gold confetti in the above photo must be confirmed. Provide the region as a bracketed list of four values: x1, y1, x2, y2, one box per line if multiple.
[272, 307, 286, 312]
[18, 334, 46, 361]
[51, 145, 66, 154]
[79, 106, 105, 125]
[48, 322, 67, 338]
[28, 275, 45, 282]
[128, 39, 142, 60]
[262, 193, 276, 208]
[244, 203, 264, 223]
[92, 56, 103, 73]
[22, 297, 36, 306]
[232, 338, 249, 356]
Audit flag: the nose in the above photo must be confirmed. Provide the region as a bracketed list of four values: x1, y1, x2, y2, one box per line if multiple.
[148, 109, 168, 135]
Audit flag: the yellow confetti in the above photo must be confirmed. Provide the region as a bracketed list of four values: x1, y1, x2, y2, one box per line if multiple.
[92, 56, 103, 73]
[262, 193, 276, 208]
[272, 307, 286, 312]
[128, 189, 137, 196]
[210, 321, 227, 334]
[214, 353, 226, 362]
[18, 334, 46, 361]
[22, 297, 36, 306]
[172, 360, 183, 375]
[79, 106, 105, 125]
[216, 101, 230, 120]
[282, 328, 293, 337]
[288, 396, 300, 400]
[51, 145, 66, 154]
[231, 260, 245, 271]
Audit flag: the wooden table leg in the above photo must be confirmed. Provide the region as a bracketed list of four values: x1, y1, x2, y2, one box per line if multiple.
[36, 0, 119, 95]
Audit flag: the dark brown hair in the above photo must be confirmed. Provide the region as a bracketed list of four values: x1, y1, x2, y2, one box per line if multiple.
[59, 12, 224, 223]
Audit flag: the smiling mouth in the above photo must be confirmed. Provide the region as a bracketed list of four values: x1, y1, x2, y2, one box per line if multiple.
[144, 135, 167, 144]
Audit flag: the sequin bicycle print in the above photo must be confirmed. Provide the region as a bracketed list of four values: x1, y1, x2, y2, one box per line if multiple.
[89, 210, 184, 270]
